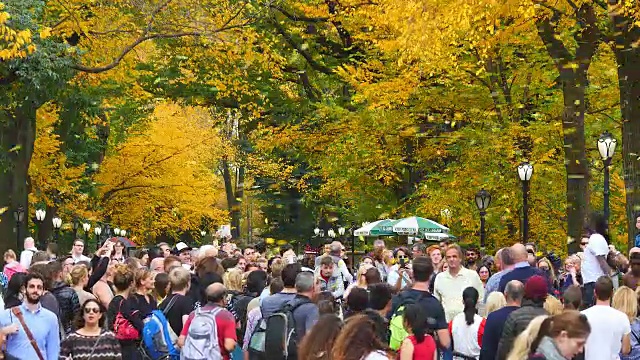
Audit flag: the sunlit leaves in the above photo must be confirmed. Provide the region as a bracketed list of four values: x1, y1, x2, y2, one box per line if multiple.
[95, 102, 229, 241]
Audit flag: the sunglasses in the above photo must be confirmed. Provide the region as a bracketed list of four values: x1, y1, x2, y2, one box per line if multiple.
[397, 255, 408, 259]
[581, 242, 588, 246]
[84, 307, 101, 314]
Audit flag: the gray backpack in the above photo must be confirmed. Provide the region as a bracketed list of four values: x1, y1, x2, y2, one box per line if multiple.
[180, 307, 223, 360]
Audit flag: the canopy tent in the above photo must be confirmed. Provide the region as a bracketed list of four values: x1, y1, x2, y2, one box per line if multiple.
[392, 216, 449, 235]
[353, 219, 398, 237]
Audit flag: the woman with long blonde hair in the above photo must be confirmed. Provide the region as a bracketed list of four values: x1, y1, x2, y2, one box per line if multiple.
[344, 264, 372, 299]
[543, 296, 563, 316]
[612, 286, 637, 322]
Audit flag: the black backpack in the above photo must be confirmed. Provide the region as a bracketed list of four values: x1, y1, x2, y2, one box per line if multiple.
[248, 298, 311, 360]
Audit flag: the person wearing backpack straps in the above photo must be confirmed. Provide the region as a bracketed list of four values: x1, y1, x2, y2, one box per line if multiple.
[289, 272, 319, 343]
[388, 256, 449, 352]
[179, 283, 237, 360]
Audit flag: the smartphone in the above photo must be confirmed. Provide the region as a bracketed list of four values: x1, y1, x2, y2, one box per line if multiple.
[399, 257, 407, 268]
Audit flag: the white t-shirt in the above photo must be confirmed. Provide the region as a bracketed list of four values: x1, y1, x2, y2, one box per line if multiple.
[582, 305, 631, 360]
[362, 351, 390, 360]
[581, 233, 609, 283]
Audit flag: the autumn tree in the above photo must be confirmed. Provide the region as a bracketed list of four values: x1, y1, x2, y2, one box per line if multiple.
[95, 102, 228, 242]
[0, 0, 256, 251]
[608, 0, 640, 247]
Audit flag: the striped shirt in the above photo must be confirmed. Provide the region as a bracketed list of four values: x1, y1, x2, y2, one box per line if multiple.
[60, 331, 122, 360]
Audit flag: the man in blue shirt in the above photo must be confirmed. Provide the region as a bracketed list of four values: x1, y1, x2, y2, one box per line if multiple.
[484, 247, 515, 302]
[498, 243, 552, 294]
[480, 280, 524, 360]
[0, 273, 60, 360]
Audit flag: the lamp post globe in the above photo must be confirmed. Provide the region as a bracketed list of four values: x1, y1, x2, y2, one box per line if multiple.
[598, 132, 616, 234]
[338, 227, 346, 236]
[517, 162, 534, 182]
[114, 228, 120, 237]
[598, 131, 617, 161]
[314, 228, 320, 236]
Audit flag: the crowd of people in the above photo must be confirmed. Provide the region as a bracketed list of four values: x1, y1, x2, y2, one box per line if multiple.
[0, 213, 638, 360]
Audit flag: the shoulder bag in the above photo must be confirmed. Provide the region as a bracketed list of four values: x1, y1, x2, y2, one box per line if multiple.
[11, 307, 44, 360]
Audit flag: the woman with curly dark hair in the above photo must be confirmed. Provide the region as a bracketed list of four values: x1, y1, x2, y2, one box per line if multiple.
[60, 299, 121, 359]
[332, 314, 391, 360]
[298, 314, 343, 360]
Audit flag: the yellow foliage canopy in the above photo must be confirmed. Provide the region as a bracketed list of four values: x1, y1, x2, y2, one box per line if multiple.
[96, 102, 229, 241]
[0, 2, 35, 60]
[28, 103, 87, 214]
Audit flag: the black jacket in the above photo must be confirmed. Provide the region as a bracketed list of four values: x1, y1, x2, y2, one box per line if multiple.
[496, 300, 548, 360]
[50, 281, 80, 335]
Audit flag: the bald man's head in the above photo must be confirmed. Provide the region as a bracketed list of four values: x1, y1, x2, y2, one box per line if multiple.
[205, 282, 227, 304]
[511, 243, 528, 262]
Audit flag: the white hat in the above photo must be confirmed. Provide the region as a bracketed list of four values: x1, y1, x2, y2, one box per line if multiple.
[175, 242, 192, 253]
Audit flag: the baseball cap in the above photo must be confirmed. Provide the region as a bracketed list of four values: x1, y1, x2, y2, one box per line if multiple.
[175, 242, 192, 253]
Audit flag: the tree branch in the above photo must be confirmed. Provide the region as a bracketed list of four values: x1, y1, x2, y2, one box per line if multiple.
[102, 184, 185, 201]
[271, 19, 333, 75]
[574, 4, 600, 70]
[72, 2, 250, 73]
[536, 15, 573, 71]
[270, 5, 329, 22]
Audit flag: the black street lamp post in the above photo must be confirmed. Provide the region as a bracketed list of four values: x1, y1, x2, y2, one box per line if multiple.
[82, 222, 91, 242]
[94, 226, 102, 250]
[597, 132, 617, 234]
[517, 162, 534, 243]
[475, 189, 492, 247]
[13, 206, 24, 251]
[52, 216, 62, 243]
[72, 217, 79, 240]
[35, 209, 46, 249]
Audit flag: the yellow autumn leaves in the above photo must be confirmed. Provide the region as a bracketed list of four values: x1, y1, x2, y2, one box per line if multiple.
[0, 3, 34, 60]
[95, 102, 230, 238]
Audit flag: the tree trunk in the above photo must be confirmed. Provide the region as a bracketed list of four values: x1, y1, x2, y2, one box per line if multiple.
[221, 159, 242, 240]
[560, 72, 590, 244]
[536, 4, 598, 246]
[610, 2, 640, 249]
[0, 106, 37, 254]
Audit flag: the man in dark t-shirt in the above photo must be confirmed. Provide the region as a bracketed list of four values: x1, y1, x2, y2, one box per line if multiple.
[160, 267, 195, 335]
[388, 256, 450, 349]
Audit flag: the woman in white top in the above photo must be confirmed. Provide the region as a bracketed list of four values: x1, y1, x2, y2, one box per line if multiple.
[331, 314, 391, 360]
[449, 287, 486, 360]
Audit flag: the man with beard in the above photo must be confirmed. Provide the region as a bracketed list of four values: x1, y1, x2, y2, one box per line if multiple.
[0, 273, 60, 359]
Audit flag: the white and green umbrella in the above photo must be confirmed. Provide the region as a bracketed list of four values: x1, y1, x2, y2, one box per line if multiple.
[424, 232, 456, 242]
[353, 219, 398, 237]
[392, 216, 449, 235]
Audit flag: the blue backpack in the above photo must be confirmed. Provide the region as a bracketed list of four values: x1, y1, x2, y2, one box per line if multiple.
[142, 295, 180, 360]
